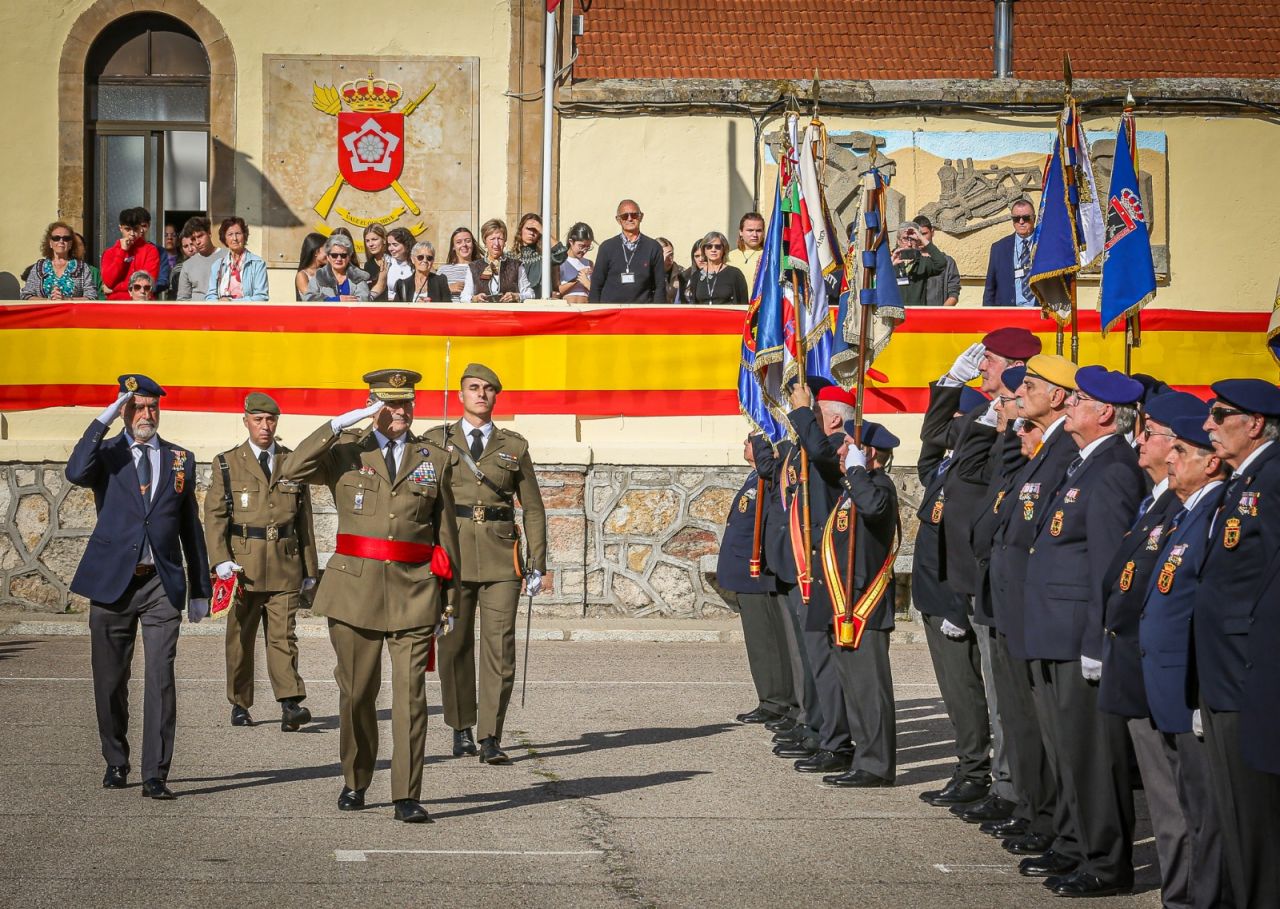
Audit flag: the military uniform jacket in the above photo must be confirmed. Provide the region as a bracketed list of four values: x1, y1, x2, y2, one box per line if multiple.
[788, 407, 846, 630]
[1192, 441, 1280, 712]
[1096, 489, 1181, 720]
[822, 465, 899, 633]
[432, 422, 547, 583]
[66, 420, 210, 610]
[988, 423, 1079, 659]
[1024, 434, 1145, 662]
[921, 383, 996, 597]
[277, 422, 460, 632]
[203, 441, 318, 592]
[752, 436, 797, 585]
[970, 426, 1025, 626]
[911, 432, 970, 628]
[717, 470, 775, 594]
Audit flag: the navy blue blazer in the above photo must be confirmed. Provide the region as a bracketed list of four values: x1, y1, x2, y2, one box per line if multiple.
[66, 420, 210, 610]
[1192, 442, 1280, 712]
[910, 432, 970, 628]
[988, 424, 1079, 659]
[752, 436, 796, 585]
[1024, 434, 1145, 662]
[983, 234, 1018, 307]
[1097, 489, 1181, 720]
[716, 470, 775, 594]
[970, 426, 1026, 626]
[1241, 552, 1280, 775]
[823, 465, 899, 632]
[1135, 485, 1224, 734]
[786, 407, 847, 632]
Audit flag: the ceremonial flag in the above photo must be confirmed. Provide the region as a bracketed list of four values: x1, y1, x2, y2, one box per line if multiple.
[740, 226, 787, 441]
[751, 174, 794, 414]
[1029, 98, 1105, 324]
[796, 121, 842, 383]
[1099, 108, 1157, 336]
[1269, 276, 1280, 367]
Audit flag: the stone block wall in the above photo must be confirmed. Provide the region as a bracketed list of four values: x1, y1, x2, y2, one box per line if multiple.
[0, 461, 924, 617]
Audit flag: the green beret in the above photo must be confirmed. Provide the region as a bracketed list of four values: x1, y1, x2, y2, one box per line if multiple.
[244, 392, 280, 415]
[462, 362, 502, 393]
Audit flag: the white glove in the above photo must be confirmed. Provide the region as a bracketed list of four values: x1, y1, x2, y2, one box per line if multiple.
[940, 342, 986, 387]
[1192, 709, 1203, 739]
[96, 390, 133, 426]
[844, 446, 867, 471]
[525, 569, 543, 596]
[188, 598, 210, 623]
[1081, 656, 1102, 681]
[977, 400, 1000, 428]
[941, 619, 967, 640]
[215, 560, 242, 580]
[330, 399, 383, 433]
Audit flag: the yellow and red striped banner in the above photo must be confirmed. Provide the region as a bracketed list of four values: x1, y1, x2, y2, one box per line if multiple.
[0, 303, 1273, 416]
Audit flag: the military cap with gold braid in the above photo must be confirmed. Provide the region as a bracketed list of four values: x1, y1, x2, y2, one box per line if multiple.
[461, 363, 502, 393]
[363, 368, 422, 401]
[1025, 354, 1078, 390]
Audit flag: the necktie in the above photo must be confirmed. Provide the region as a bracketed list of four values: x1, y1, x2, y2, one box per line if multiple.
[258, 450, 271, 482]
[1017, 238, 1031, 303]
[135, 443, 152, 498]
[1131, 493, 1154, 529]
[384, 441, 398, 480]
[1169, 507, 1189, 532]
[1066, 455, 1083, 478]
[470, 428, 484, 460]
[1210, 474, 1242, 536]
[936, 455, 952, 478]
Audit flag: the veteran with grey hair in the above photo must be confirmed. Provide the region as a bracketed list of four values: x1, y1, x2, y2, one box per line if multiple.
[392, 240, 452, 302]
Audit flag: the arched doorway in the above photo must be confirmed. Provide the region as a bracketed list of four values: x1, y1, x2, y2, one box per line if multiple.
[85, 13, 209, 263]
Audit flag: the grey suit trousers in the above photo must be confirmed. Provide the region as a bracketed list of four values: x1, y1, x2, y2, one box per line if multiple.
[737, 592, 797, 718]
[922, 612, 991, 782]
[832, 628, 896, 780]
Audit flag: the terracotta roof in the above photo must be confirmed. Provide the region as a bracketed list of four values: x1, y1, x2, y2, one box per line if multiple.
[575, 0, 1280, 81]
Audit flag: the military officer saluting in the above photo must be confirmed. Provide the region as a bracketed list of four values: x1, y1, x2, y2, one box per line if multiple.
[434, 363, 547, 765]
[203, 393, 317, 731]
[277, 369, 460, 823]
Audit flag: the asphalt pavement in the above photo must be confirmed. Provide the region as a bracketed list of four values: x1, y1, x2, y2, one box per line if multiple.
[0, 632, 1162, 908]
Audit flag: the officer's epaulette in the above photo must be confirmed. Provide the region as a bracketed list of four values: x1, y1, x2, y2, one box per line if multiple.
[412, 432, 451, 455]
[496, 426, 526, 442]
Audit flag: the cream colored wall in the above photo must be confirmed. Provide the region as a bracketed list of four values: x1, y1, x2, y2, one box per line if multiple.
[0, 0, 513, 284]
[557, 111, 1280, 313]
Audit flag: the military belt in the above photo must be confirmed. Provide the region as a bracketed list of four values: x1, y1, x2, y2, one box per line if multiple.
[230, 520, 295, 542]
[456, 504, 515, 523]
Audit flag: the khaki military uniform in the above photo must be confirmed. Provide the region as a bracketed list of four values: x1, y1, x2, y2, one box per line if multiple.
[203, 441, 317, 710]
[431, 421, 546, 742]
[278, 421, 459, 801]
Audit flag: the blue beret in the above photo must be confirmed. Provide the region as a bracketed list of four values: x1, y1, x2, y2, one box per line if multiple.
[1000, 366, 1026, 395]
[1211, 378, 1280, 417]
[1170, 415, 1213, 449]
[117, 373, 165, 397]
[958, 386, 989, 414]
[1132, 373, 1171, 403]
[1144, 391, 1207, 427]
[844, 419, 900, 450]
[1074, 365, 1143, 406]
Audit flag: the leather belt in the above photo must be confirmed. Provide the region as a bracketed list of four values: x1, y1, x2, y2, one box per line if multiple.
[336, 533, 434, 563]
[230, 520, 294, 542]
[133, 564, 156, 577]
[456, 504, 514, 523]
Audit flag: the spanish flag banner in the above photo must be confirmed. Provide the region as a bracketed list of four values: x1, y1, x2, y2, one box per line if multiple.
[0, 303, 1272, 416]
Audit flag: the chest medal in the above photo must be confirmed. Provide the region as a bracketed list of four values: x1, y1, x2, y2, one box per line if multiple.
[931, 494, 945, 523]
[1118, 560, 1135, 592]
[1157, 544, 1188, 594]
[738, 495, 750, 514]
[1049, 509, 1064, 537]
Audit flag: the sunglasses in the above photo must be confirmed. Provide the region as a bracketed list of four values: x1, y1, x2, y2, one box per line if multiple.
[50, 235, 73, 243]
[329, 252, 349, 259]
[131, 283, 152, 291]
[617, 212, 641, 221]
[1209, 405, 1247, 424]
[1011, 215, 1033, 223]
[414, 254, 435, 262]
[704, 243, 724, 250]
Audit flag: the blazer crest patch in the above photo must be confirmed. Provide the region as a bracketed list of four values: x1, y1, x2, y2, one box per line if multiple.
[836, 509, 850, 532]
[1049, 509, 1064, 537]
[1224, 517, 1242, 549]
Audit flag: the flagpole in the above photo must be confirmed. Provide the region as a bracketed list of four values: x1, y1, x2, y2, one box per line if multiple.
[539, 2, 557, 300]
[1122, 89, 1138, 375]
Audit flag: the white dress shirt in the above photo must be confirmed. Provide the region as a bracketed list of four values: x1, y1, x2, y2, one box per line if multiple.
[246, 439, 276, 475]
[373, 430, 406, 474]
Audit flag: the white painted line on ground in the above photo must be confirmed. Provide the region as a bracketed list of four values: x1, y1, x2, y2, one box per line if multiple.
[335, 849, 604, 863]
[0, 676, 756, 686]
[932, 863, 1013, 874]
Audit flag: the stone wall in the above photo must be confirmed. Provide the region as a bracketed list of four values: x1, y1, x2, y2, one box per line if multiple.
[0, 462, 924, 616]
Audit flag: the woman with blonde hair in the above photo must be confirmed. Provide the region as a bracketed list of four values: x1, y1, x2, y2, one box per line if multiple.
[21, 221, 98, 300]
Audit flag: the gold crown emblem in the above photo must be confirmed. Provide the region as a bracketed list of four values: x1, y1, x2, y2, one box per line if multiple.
[124, 376, 138, 392]
[341, 72, 403, 112]
[389, 373, 407, 388]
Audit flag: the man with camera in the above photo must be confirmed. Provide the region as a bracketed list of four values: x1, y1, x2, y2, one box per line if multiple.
[891, 222, 945, 307]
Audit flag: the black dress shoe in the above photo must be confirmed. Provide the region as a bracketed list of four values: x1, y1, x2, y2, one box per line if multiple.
[1050, 870, 1130, 897]
[453, 728, 478, 757]
[794, 750, 852, 774]
[736, 706, 775, 724]
[1018, 850, 1077, 877]
[764, 716, 797, 733]
[102, 765, 129, 789]
[823, 768, 893, 788]
[393, 799, 433, 824]
[231, 705, 253, 727]
[773, 739, 818, 758]
[479, 737, 510, 764]
[772, 726, 805, 745]
[982, 817, 1026, 837]
[280, 698, 311, 732]
[1004, 832, 1055, 855]
[338, 786, 367, 811]
[141, 778, 175, 800]
[960, 794, 1016, 823]
[918, 777, 963, 803]
[929, 776, 990, 806]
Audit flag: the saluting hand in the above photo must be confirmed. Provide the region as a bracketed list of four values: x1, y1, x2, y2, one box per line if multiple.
[332, 399, 384, 432]
[97, 390, 133, 426]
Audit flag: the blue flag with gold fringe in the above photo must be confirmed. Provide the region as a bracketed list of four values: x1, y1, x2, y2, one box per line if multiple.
[740, 182, 787, 441]
[1099, 109, 1157, 336]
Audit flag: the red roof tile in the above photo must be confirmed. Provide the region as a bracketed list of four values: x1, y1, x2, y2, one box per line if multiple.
[575, 0, 1280, 81]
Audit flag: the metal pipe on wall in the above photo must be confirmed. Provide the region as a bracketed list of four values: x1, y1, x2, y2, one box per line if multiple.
[994, 0, 1016, 78]
[540, 5, 557, 298]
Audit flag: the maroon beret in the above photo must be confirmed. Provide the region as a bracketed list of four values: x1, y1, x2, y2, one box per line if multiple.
[982, 327, 1041, 361]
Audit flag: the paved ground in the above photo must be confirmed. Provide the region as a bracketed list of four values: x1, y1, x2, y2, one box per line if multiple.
[0, 633, 1161, 908]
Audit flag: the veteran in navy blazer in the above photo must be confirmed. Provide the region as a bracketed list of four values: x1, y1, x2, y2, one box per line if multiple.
[981, 199, 1037, 308]
[66, 375, 210, 800]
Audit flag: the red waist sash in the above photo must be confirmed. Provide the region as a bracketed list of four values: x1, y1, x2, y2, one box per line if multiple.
[335, 533, 453, 580]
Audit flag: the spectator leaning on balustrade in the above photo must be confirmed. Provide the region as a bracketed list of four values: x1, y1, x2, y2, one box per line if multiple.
[727, 211, 766, 292]
[393, 241, 451, 303]
[589, 199, 665, 304]
[175, 216, 224, 301]
[440, 227, 479, 303]
[689, 231, 749, 305]
[557, 222, 595, 304]
[470, 219, 532, 303]
[294, 232, 328, 302]
[206, 217, 269, 302]
[305, 234, 371, 302]
[511, 213, 566, 299]
[362, 223, 390, 301]
[21, 221, 98, 300]
[101, 207, 161, 300]
[127, 270, 154, 301]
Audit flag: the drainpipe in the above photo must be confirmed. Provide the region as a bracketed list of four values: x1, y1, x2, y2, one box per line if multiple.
[993, 0, 1017, 78]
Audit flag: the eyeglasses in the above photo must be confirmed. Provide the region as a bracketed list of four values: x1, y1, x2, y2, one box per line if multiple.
[329, 252, 349, 259]
[414, 255, 435, 262]
[1209, 405, 1247, 424]
[997, 394, 1017, 405]
[705, 243, 724, 250]
[50, 235, 73, 243]
[617, 212, 641, 221]
[1011, 215, 1033, 223]
[1139, 427, 1176, 440]
[131, 283, 152, 291]
[1066, 389, 1097, 404]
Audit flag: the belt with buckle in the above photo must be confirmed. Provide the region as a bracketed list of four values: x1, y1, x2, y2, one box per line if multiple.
[133, 564, 156, 577]
[456, 505, 514, 523]
[230, 520, 295, 542]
